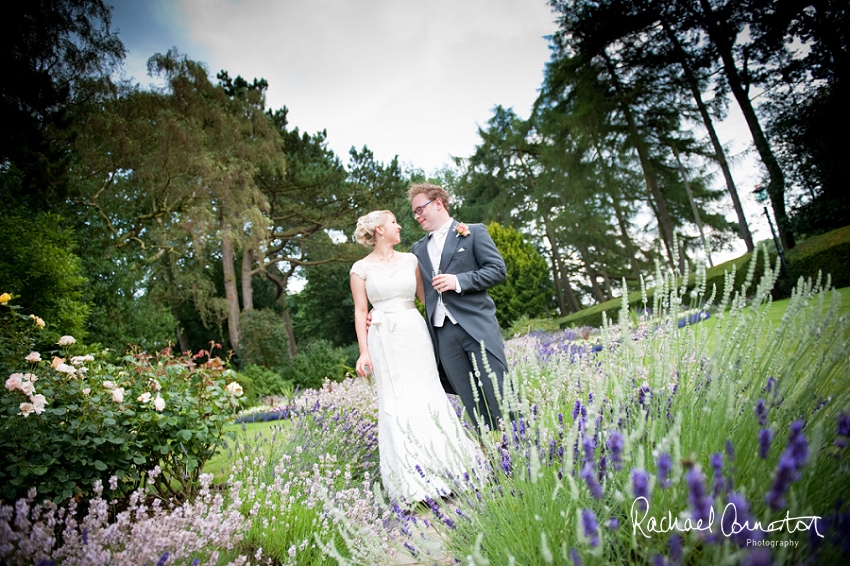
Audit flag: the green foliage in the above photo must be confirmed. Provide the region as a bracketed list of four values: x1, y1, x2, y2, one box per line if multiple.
[238, 363, 291, 400]
[0, 212, 90, 340]
[287, 340, 349, 391]
[0, 298, 245, 503]
[486, 222, 554, 329]
[292, 260, 357, 348]
[237, 308, 290, 371]
[786, 225, 850, 290]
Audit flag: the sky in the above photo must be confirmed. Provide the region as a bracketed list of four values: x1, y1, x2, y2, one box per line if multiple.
[107, 0, 771, 261]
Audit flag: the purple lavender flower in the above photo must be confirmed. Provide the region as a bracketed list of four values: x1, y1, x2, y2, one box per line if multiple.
[837, 413, 850, 437]
[836, 413, 850, 448]
[765, 421, 808, 510]
[758, 428, 773, 459]
[755, 399, 768, 426]
[155, 552, 169, 566]
[82, 527, 88, 545]
[744, 548, 772, 566]
[606, 517, 620, 529]
[722, 491, 762, 546]
[725, 440, 735, 461]
[570, 547, 582, 566]
[580, 463, 604, 499]
[588, 392, 594, 405]
[572, 400, 582, 421]
[606, 431, 624, 471]
[631, 469, 650, 508]
[765, 377, 776, 394]
[686, 467, 713, 525]
[638, 383, 650, 407]
[582, 435, 596, 463]
[657, 452, 672, 488]
[710, 453, 725, 497]
[500, 448, 512, 476]
[669, 534, 682, 562]
[581, 508, 599, 547]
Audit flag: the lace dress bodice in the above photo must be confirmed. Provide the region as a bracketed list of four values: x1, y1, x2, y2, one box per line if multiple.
[350, 253, 418, 308]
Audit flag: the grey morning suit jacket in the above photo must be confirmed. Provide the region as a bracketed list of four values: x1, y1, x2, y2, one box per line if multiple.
[412, 220, 508, 393]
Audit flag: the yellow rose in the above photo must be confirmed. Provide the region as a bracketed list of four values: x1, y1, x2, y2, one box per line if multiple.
[29, 315, 45, 328]
[0, 293, 11, 305]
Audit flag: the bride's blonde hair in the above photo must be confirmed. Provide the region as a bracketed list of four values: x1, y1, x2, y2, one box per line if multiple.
[354, 210, 392, 247]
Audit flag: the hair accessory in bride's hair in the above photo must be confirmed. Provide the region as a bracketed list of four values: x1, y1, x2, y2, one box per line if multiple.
[368, 211, 382, 224]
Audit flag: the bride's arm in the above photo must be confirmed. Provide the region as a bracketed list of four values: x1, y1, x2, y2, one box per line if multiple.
[350, 273, 373, 376]
[415, 264, 425, 305]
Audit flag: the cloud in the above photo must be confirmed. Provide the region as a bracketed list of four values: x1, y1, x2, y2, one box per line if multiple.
[173, 0, 557, 171]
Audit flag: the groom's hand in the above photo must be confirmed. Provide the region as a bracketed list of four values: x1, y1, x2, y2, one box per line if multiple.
[432, 273, 458, 293]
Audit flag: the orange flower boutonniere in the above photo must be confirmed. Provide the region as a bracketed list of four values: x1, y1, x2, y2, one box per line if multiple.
[456, 222, 471, 237]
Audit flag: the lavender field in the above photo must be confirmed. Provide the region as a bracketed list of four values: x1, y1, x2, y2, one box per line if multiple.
[3, 262, 850, 565]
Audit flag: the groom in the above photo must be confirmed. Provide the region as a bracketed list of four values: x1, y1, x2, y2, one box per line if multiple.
[408, 183, 509, 430]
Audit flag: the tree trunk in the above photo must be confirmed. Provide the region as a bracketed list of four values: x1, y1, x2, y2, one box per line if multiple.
[672, 144, 714, 267]
[661, 18, 755, 252]
[280, 301, 298, 358]
[593, 139, 643, 281]
[540, 209, 571, 315]
[241, 248, 254, 312]
[576, 239, 606, 303]
[697, 0, 795, 249]
[219, 208, 241, 352]
[602, 51, 681, 270]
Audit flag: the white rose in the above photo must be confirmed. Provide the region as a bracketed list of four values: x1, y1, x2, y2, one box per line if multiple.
[25, 352, 42, 363]
[153, 395, 165, 412]
[5, 373, 23, 392]
[82, 387, 91, 396]
[19, 403, 35, 417]
[55, 363, 76, 375]
[102, 381, 116, 390]
[30, 394, 47, 414]
[20, 380, 35, 396]
[111, 387, 125, 403]
[137, 392, 152, 403]
[225, 382, 244, 397]
[57, 335, 76, 346]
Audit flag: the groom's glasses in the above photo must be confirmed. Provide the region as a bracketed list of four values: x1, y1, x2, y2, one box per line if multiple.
[412, 200, 433, 218]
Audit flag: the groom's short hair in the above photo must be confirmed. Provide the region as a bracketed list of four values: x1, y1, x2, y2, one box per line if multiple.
[407, 183, 450, 212]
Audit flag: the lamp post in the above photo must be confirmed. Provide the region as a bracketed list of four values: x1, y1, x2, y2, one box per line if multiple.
[754, 185, 789, 277]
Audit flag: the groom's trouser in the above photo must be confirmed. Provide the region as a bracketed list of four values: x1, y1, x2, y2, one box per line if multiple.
[434, 321, 508, 431]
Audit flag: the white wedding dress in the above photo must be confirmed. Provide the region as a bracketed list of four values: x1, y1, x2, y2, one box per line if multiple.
[351, 252, 483, 503]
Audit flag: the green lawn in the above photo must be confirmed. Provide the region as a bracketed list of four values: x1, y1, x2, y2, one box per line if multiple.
[203, 419, 290, 483]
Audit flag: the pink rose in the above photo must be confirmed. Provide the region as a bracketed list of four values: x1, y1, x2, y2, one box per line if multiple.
[456, 222, 471, 237]
[25, 352, 41, 363]
[5, 373, 23, 392]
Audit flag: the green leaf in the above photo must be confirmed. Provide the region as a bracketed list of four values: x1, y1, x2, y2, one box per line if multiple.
[103, 417, 116, 426]
[93, 460, 108, 471]
[179, 430, 192, 441]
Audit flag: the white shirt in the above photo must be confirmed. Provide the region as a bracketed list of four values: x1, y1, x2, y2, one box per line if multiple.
[428, 219, 460, 326]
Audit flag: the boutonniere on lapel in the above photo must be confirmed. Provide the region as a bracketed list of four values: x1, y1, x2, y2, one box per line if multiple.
[456, 222, 471, 237]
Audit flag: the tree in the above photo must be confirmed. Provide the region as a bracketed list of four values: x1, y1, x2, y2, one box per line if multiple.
[0, 0, 124, 210]
[0, 212, 89, 339]
[486, 223, 554, 330]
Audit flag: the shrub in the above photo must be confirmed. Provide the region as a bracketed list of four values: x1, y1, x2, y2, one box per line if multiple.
[288, 339, 349, 391]
[787, 224, 850, 289]
[0, 296, 246, 503]
[238, 363, 292, 399]
[237, 307, 290, 371]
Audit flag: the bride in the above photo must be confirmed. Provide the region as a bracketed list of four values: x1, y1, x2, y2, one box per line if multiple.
[350, 210, 482, 503]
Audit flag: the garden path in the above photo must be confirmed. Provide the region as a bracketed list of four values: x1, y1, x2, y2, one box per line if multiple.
[390, 513, 452, 566]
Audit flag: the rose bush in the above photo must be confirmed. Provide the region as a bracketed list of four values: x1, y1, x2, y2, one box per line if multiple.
[1, 294, 245, 503]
